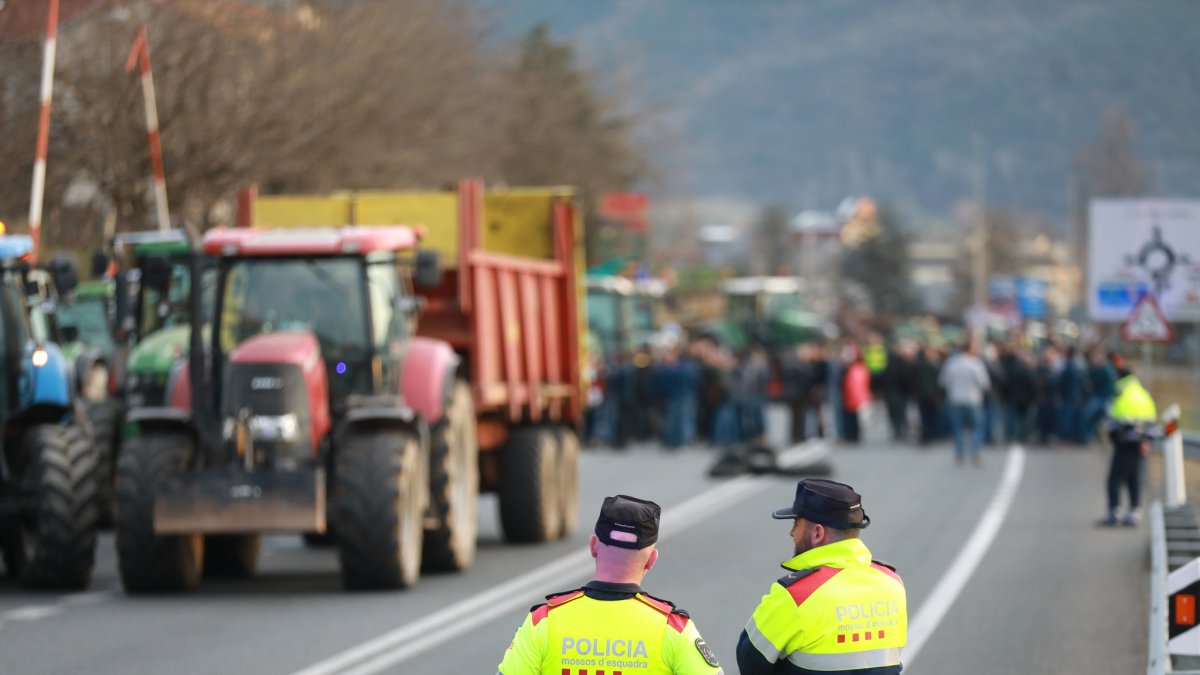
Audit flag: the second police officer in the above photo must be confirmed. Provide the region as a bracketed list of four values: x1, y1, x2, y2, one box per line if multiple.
[738, 478, 908, 674]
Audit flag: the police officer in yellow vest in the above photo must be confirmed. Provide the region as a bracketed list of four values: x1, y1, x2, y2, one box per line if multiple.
[498, 495, 723, 674]
[1103, 367, 1158, 526]
[738, 479, 907, 674]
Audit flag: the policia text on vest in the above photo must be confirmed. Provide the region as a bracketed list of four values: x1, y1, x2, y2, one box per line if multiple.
[498, 495, 723, 674]
[738, 479, 908, 674]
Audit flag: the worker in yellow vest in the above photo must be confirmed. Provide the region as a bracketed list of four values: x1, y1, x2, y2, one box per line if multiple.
[864, 333, 888, 396]
[738, 479, 907, 674]
[498, 495, 723, 674]
[1103, 366, 1158, 526]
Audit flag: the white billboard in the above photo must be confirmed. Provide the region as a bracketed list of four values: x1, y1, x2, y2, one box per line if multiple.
[1088, 199, 1200, 322]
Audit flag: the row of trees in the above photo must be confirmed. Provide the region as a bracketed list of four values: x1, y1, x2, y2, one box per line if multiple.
[0, 1, 648, 253]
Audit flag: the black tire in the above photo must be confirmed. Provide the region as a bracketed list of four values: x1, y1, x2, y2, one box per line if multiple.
[302, 531, 336, 547]
[8, 424, 99, 589]
[554, 427, 580, 539]
[334, 430, 427, 590]
[498, 427, 561, 543]
[422, 384, 479, 572]
[87, 400, 120, 527]
[203, 535, 261, 578]
[114, 432, 204, 593]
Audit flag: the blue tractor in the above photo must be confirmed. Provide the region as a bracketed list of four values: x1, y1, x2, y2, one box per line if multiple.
[0, 234, 98, 589]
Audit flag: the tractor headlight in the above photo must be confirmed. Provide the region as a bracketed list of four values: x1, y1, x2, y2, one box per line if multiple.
[31, 348, 48, 368]
[248, 413, 300, 442]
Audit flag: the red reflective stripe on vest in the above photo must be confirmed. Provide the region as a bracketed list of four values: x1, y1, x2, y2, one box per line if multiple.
[635, 593, 689, 633]
[533, 591, 585, 625]
[871, 562, 904, 586]
[784, 566, 842, 605]
[635, 593, 672, 614]
[666, 612, 689, 633]
[549, 591, 585, 607]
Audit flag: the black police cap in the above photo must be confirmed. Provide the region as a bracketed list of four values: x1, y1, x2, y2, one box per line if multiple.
[595, 495, 661, 550]
[771, 478, 870, 530]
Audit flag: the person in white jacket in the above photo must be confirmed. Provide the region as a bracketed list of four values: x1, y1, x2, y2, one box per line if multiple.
[938, 341, 991, 466]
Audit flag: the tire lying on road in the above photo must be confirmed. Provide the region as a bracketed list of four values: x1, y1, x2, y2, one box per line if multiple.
[422, 383, 479, 573]
[334, 429, 427, 590]
[115, 431, 204, 593]
[4, 423, 99, 590]
[499, 426, 562, 544]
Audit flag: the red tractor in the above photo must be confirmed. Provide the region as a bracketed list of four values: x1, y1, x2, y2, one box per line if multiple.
[114, 226, 471, 591]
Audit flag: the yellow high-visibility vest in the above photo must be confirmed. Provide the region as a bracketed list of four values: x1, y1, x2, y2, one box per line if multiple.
[743, 538, 907, 672]
[1110, 375, 1157, 423]
[500, 586, 722, 674]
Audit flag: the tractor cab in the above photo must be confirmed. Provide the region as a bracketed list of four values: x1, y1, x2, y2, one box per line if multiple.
[111, 230, 214, 408]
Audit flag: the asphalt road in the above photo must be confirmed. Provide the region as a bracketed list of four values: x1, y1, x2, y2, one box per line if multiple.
[0, 433, 1149, 675]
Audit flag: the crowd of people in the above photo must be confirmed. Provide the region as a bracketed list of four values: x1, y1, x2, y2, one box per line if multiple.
[584, 331, 1129, 456]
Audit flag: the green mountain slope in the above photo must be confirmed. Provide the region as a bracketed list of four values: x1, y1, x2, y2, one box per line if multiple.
[487, 1, 1200, 224]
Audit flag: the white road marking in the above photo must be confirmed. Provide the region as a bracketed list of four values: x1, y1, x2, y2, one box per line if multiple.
[2, 605, 64, 621]
[291, 473, 766, 675]
[903, 443, 1027, 667]
[59, 589, 117, 607]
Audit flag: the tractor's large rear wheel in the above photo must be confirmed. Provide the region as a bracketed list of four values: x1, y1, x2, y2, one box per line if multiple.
[87, 400, 120, 527]
[498, 427, 561, 543]
[203, 535, 261, 578]
[334, 430, 427, 590]
[422, 384, 479, 572]
[115, 431, 204, 593]
[6, 424, 99, 589]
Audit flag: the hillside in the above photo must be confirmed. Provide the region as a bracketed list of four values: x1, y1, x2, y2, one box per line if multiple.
[484, 0, 1200, 228]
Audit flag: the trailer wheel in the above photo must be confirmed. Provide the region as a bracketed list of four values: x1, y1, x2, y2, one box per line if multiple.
[423, 383, 479, 572]
[499, 427, 561, 543]
[115, 431, 204, 593]
[7, 424, 99, 589]
[87, 400, 120, 527]
[554, 427, 580, 538]
[334, 430, 426, 590]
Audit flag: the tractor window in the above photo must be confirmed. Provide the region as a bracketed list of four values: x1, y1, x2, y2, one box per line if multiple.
[366, 257, 401, 347]
[1, 270, 32, 415]
[138, 261, 201, 339]
[726, 293, 758, 326]
[57, 298, 113, 351]
[219, 257, 370, 397]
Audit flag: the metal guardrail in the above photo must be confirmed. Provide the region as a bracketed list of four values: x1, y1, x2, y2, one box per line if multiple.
[1149, 500, 1169, 675]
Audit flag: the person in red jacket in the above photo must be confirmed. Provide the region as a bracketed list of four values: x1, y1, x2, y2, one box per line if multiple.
[841, 345, 872, 444]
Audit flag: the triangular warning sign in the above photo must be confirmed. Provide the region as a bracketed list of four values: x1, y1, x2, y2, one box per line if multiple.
[1121, 294, 1176, 343]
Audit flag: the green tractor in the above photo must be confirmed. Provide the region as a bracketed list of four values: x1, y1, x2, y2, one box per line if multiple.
[716, 276, 833, 354]
[585, 275, 669, 362]
[82, 231, 211, 521]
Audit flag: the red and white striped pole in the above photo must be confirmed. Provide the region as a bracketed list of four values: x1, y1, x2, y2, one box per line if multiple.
[125, 26, 171, 232]
[28, 0, 61, 260]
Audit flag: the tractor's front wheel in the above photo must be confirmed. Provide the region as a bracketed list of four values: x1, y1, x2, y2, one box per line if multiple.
[114, 431, 204, 593]
[334, 429, 427, 590]
[6, 424, 99, 589]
